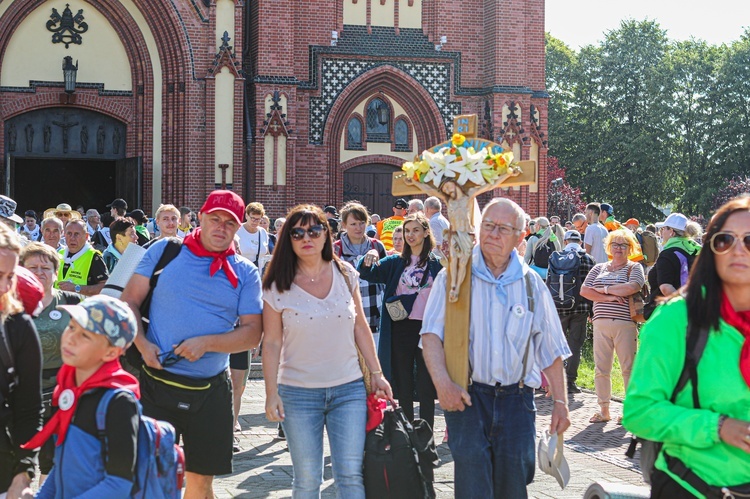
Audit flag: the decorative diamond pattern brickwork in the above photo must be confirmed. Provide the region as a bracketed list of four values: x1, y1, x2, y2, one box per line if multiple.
[309, 59, 460, 144]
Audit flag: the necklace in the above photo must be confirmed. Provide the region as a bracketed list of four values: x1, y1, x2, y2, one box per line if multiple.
[298, 265, 325, 282]
[607, 261, 627, 272]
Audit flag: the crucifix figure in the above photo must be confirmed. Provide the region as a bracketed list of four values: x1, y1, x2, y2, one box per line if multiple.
[404, 173, 516, 302]
[52, 114, 79, 153]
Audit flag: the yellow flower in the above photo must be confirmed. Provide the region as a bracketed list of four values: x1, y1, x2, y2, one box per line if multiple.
[451, 133, 466, 146]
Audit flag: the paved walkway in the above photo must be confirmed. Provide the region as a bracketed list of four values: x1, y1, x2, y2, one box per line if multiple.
[215, 378, 647, 498]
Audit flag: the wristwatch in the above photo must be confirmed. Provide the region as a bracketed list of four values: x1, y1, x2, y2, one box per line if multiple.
[74, 284, 81, 293]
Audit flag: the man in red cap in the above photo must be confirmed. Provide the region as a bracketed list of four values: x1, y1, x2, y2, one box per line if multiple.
[121, 190, 263, 499]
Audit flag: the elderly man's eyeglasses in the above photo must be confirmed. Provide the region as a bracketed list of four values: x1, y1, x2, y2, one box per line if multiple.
[290, 225, 327, 241]
[481, 220, 522, 236]
[710, 232, 750, 255]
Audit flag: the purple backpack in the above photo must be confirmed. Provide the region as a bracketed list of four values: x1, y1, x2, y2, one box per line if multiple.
[675, 251, 690, 287]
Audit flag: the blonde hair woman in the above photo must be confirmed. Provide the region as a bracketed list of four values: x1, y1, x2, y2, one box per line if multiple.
[580, 229, 645, 424]
[0, 223, 42, 499]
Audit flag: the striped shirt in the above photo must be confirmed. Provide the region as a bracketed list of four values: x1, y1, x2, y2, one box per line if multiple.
[420, 249, 571, 387]
[583, 262, 645, 321]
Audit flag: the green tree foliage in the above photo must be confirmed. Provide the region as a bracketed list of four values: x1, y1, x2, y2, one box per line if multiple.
[546, 23, 750, 220]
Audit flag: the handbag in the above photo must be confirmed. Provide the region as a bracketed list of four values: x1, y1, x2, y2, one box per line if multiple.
[384, 264, 431, 322]
[626, 264, 647, 323]
[339, 262, 374, 393]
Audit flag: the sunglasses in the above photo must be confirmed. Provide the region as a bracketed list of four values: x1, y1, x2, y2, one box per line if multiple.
[710, 232, 750, 255]
[289, 225, 327, 241]
[157, 340, 184, 368]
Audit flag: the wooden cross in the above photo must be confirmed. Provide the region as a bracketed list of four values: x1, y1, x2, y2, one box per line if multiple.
[392, 114, 536, 389]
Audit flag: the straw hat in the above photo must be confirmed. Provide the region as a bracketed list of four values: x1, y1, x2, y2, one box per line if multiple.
[43, 203, 82, 221]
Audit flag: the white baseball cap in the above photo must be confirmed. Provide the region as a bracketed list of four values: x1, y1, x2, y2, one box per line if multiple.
[655, 213, 688, 232]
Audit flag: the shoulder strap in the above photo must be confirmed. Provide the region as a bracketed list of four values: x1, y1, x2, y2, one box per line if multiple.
[141, 238, 183, 321]
[670, 323, 709, 408]
[0, 320, 17, 396]
[518, 272, 536, 387]
[95, 388, 141, 466]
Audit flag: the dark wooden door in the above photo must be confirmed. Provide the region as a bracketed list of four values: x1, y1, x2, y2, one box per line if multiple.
[343, 164, 404, 218]
[115, 157, 142, 209]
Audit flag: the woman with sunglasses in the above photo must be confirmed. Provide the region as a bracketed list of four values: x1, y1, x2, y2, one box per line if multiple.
[624, 196, 750, 497]
[359, 213, 442, 429]
[580, 229, 645, 424]
[644, 213, 701, 319]
[262, 205, 392, 498]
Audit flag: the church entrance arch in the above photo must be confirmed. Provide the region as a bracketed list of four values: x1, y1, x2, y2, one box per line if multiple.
[4, 107, 140, 214]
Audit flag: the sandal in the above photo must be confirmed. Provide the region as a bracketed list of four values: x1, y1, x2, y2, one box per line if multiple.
[589, 412, 611, 424]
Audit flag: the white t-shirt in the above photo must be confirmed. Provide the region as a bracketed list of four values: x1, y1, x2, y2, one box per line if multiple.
[584, 223, 609, 263]
[429, 212, 450, 245]
[237, 225, 270, 265]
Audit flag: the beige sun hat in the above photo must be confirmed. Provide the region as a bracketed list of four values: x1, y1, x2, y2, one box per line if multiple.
[43, 203, 82, 221]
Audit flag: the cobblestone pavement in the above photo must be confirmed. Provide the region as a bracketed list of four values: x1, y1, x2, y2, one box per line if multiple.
[215, 378, 647, 498]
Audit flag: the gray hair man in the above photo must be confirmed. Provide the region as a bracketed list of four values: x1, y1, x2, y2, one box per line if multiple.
[424, 196, 449, 247]
[421, 197, 571, 497]
[407, 198, 424, 215]
[41, 217, 65, 251]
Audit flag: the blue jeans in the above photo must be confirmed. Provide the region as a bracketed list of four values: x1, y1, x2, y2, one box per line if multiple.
[444, 382, 536, 499]
[278, 379, 367, 499]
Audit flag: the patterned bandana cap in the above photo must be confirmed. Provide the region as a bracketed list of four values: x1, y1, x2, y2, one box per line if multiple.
[0, 195, 23, 223]
[59, 295, 137, 348]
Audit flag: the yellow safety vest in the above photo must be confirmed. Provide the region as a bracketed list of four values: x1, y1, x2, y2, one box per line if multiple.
[377, 217, 404, 251]
[56, 246, 99, 287]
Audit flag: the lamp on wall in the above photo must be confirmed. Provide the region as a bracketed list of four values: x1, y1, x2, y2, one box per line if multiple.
[376, 104, 389, 125]
[62, 56, 78, 94]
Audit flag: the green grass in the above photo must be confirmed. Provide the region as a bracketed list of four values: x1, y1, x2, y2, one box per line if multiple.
[575, 322, 626, 399]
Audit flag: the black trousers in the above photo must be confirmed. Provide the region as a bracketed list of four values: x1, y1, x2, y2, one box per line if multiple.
[559, 312, 588, 385]
[391, 319, 436, 429]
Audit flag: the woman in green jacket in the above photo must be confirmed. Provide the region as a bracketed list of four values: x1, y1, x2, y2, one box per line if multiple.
[623, 196, 750, 498]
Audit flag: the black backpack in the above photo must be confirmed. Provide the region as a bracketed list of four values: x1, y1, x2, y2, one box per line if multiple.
[532, 239, 556, 269]
[124, 239, 183, 370]
[546, 249, 585, 310]
[363, 407, 439, 499]
[625, 322, 707, 484]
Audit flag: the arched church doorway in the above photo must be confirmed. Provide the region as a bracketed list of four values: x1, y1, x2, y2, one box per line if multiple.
[343, 163, 406, 218]
[4, 107, 140, 214]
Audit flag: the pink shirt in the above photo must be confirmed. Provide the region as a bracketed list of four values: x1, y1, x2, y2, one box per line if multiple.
[395, 255, 434, 320]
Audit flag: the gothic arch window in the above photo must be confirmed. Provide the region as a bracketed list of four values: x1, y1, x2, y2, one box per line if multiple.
[366, 98, 390, 143]
[394, 118, 411, 152]
[346, 116, 364, 150]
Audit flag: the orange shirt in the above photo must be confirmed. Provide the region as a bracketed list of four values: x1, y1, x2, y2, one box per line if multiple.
[376, 216, 404, 251]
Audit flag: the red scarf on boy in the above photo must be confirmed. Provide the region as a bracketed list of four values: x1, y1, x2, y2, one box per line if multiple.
[182, 228, 239, 288]
[720, 293, 750, 388]
[22, 360, 139, 449]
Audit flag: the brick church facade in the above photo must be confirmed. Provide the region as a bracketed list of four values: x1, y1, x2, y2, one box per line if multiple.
[0, 0, 549, 218]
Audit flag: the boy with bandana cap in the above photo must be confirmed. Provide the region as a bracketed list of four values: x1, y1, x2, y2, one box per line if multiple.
[23, 295, 141, 498]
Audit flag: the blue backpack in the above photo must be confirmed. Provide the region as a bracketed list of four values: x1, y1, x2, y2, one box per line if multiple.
[96, 389, 185, 498]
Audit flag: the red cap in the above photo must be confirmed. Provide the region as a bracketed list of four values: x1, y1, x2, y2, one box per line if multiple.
[625, 218, 640, 227]
[199, 190, 245, 224]
[15, 266, 44, 316]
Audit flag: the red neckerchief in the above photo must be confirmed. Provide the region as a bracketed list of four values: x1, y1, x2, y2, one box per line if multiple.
[22, 360, 139, 449]
[720, 293, 750, 388]
[182, 228, 239, 288]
